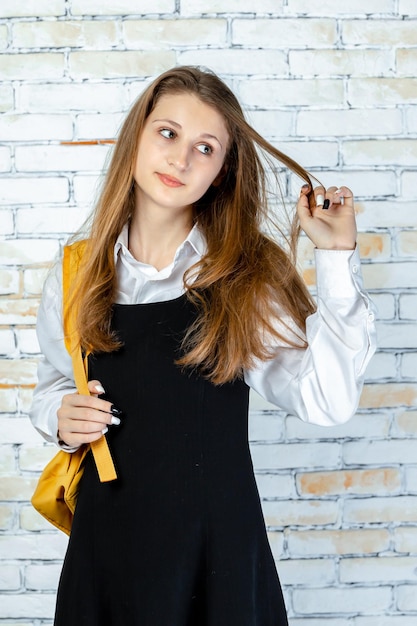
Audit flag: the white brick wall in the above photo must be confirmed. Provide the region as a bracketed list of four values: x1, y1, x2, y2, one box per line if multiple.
[0, 1, 416, 623]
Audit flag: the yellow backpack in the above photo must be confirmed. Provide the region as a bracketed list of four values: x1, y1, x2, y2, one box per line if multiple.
[31, 241, 117, 535]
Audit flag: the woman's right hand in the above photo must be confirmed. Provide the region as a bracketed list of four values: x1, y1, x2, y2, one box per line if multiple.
[57, 379, 122, 448]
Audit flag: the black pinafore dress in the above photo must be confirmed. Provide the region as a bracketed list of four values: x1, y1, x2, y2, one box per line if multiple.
[54, 294, 288, 626]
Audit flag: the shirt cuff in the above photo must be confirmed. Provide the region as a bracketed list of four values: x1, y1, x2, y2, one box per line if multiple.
[315, 246, 363, 299]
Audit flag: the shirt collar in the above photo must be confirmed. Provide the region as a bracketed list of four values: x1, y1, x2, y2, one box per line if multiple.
[114, 222, 207, 266]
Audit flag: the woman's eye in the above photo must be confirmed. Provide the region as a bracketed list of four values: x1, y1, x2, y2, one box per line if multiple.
[160, 128, 175, 139]
[197, 144, 213, 155]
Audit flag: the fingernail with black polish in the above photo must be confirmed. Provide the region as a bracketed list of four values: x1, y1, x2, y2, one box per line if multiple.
[110, 405, 123, 417]
[322, 199, 330, 210]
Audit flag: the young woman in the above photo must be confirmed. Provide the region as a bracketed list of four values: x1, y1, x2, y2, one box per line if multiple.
[30, 66, 376, 625]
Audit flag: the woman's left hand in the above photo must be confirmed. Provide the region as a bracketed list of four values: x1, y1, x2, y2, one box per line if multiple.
[297, 184, 357, 250]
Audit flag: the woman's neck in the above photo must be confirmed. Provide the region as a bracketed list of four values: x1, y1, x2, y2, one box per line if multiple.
[128, 210, 194, 271]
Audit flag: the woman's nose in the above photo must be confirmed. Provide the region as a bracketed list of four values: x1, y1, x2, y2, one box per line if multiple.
[168, 144, 190, 171]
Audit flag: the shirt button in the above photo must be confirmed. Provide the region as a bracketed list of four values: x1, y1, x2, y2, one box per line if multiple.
[368, 313, 375, 322]
[352, 265, 358, 274]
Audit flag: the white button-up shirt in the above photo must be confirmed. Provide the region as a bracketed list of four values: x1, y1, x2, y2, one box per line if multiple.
[30, 224, 377, 448]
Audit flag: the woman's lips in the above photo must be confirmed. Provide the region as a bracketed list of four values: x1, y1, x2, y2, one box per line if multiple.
[156, 172, 185, 187]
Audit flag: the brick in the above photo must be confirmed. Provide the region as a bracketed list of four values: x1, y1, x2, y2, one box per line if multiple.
[0, 0, 64, 17]
[394, 526, 417, 553]
[0, 504, 14, 530]
[239, 78, 344, 108]
[181, 0, 281, 13]
[398, 231, 417, 257]
[69, 50, 175, 79]
[0, 592, 56, 619]
[0, 565, 20, 591]
[275, 140, 338, 168]
[401, 171, 417, 199]
[249, 412, 285, 442]
[402, 353, 417, 379]
[287, 0, 394, 13]
[358, 233, 391, 259]
[0, 53, 64, 80]
[13, 20, 118, 49]
[263, 499, 339, 527]
[279, 558, 335, 585]
[286, 412, 391, 440]
[16, 329, 39, 355]
[0, 240, 59, 265]
[15, 144, 111, 173]
[360, 383, 417, 409]
[255, 473, 295, 499]
[292, 586, 391, 615]
[348, 78, 417, 106]
[251, 441, 340, 470]
[0, 84, 13, 113]
[0, 146, 11, 172]
[0, 330, 15, 356]
[290, 620, 348, 626]
[0, 277, 23, 307]
[365, 352, 397, 380]
[0, 476, 38, 501]
[362, 263, 417, 289]
[297, 468, 401, 497]
[406, 467, 417, 493]
[344, 496, 417, 523]
[376, 323, 417, 349]
[399, 0, 417, 14]
[0, 533, 67, 560]
[179, 48, 288, 77]
[344, 139, 417, 166]
[371, 293, 396, 321]
[343, 20, 417, 46]
[233, 18, 337, 47]
[267, 531, 285, 560]
[297, 108, 402, 138]
[395, 410, 417, 436]
[397, 49, 417, 77]
[0, 359, 38, 385]
[76, 113, 124, 140]
[0, 445, 15, 473]
[246, 110, 294, 140]
[0, 299, 39, 325]
[124, 19, 226, 48]
[0, 114, 73, 141]
[0, 210, 14, 236]
[399, 294, 417, 320]
[397, 584, 417, 611]
[353, 618, 417, 626]
[73, 174, 104, 204]
[287, 528, 390, 556]
[0, 388, 17, 413]
[0, 177, 69, 206]
[356, 201, 416, 229]
[0, 24, 8, 50]
[23, 268, 49, 296]
[19, 83, 125, 113]
[25, 564, 61, 591]
[19, 445, 56, 472]
[16, 206, 88, 235]
[0, 418, 42, 445]
[20, 505, 54, 532]
[290, 49, 393, 78]
[341, 556, 417, 583]
[407, 106, 417, 132]
[71, 0, 175, 15]
[18, 388, 34, 414]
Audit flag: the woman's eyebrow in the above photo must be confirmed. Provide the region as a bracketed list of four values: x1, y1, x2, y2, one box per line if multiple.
[152, 118, 223, 149]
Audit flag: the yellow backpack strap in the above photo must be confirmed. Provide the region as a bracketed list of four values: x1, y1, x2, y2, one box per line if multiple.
[63, 241, 117, 483]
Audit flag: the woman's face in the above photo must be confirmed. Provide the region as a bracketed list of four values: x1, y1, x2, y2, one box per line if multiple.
[133, 92, 229, 218]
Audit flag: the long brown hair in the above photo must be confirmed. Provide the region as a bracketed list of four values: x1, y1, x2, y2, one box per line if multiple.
[68, 66, 316, 384]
